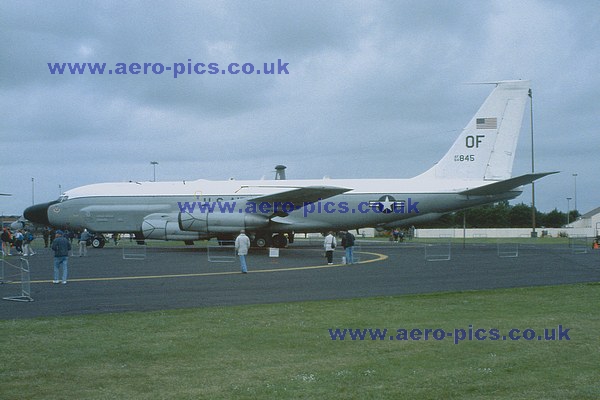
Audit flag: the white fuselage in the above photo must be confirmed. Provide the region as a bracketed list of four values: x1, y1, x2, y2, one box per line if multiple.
[46, 177, 520, 236]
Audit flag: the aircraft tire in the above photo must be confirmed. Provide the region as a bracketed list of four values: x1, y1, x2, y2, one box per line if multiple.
[254, 236, 268, 248]
[272, 233, 288, 248]
[91, 235, 106, 249]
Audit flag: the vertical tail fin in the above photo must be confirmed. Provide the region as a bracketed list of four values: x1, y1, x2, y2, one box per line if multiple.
[422, 80, 530, 181]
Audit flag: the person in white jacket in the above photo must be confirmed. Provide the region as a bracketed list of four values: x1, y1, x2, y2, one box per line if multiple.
[324, 232, 336, 265]
[235, 230, 251, 273]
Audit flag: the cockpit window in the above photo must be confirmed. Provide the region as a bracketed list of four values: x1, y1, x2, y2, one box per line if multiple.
[58, 195, 68, 202]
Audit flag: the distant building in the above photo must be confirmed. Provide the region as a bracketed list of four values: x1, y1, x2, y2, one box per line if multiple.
[415, 208, 600, 238]
[566, 206, 600, 237]
[1, 215, 18, 228]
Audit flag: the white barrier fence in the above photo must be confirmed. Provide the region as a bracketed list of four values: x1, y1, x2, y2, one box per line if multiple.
[1, 257, 33, 302]
[424, 241, 452, 261]
[122, 244, 147, 260]
[569, 236, 588, 254]
[207, 240, 236, 263]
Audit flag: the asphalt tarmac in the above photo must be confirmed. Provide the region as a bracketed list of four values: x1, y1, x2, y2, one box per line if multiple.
[1, 240, 599, 319]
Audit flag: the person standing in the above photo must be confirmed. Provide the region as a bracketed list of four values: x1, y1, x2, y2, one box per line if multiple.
[42, 227, 51, 248]
[13, 230, 24, 255]
[78, 229, 91, 257]
[1, 227, 12, 256]
[324, 231, 336, 265]
[51, 230, 71, 284]
[341, 230, 355, 264]
[234, 230, 250, 273]
[23, 229, 36, 256]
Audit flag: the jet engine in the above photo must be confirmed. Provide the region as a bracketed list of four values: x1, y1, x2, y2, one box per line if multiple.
[178, 211, 270, 234]
[142, 213, 206, 241]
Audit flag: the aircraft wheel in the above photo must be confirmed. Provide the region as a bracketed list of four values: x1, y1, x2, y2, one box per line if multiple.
[272, 234, 288, 248]
[255, 237, 268, 248]
[91, 236, 105, 248]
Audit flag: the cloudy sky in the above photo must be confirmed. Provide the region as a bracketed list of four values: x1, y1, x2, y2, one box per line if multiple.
[1, 1, 598, 216]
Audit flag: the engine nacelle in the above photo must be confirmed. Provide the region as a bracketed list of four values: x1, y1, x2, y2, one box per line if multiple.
[142, 213, 206, 241]
[178, 211, 270, 234]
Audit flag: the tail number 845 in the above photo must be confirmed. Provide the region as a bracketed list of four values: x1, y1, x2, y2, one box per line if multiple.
[454, 154, 475, 162]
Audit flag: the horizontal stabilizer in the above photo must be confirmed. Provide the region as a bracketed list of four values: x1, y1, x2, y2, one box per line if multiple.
[459, 172, 559, 196]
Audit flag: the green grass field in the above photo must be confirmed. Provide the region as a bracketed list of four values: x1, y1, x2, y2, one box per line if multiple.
[1, 283, 598, 399]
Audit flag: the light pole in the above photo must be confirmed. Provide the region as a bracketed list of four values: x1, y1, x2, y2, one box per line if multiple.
[150, 161, 159, 182]
[572, 173, 578, 213]
[529, 88, 537, 237]
[31, 177, 35, 205]
[566, 197, 572, 225]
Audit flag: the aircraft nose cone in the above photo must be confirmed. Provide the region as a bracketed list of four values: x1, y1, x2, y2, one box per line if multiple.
[23, 201, 55, 226]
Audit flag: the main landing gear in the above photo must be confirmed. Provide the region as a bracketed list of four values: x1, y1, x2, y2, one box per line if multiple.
[90, 234, 106, 248]
[252, 233, 292, 248]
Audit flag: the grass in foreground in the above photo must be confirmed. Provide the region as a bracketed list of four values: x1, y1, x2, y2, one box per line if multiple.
[1, 283, 598, 399]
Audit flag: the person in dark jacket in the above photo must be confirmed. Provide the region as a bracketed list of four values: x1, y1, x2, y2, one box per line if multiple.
[42, 227, 51, 248]
[51, 230, 71, 284]
[341, 230, 356, 264]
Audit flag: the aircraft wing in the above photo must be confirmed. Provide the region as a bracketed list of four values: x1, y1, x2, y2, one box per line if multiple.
[459, 172, 559, 196]
[246, 185, 351, 214]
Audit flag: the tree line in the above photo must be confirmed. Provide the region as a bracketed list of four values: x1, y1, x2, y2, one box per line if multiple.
[418, 201, 580, 229]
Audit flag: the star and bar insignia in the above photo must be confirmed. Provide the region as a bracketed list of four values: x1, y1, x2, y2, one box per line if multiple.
[368, 195, 405, 214]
